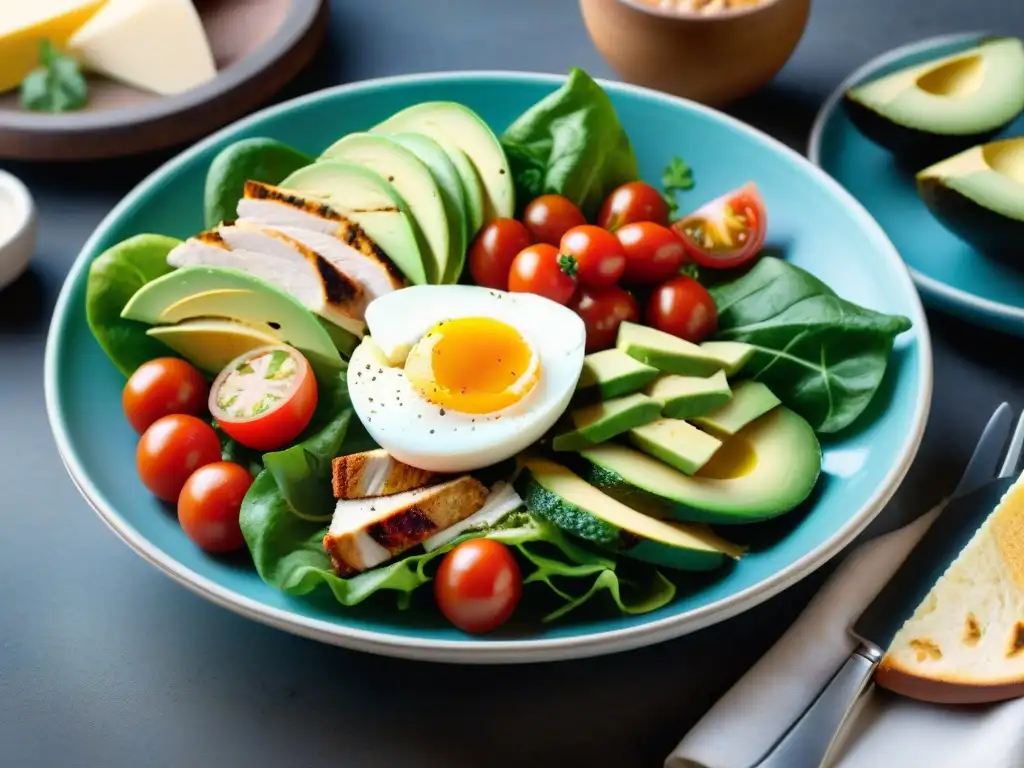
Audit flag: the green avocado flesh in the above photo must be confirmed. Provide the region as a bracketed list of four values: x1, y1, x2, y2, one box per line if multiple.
[693, 380, 781, 436]
[552, 392, 662, 452]
[515, 457, 742, 570]
[578, 406, 821, 524]
[844, 37, 1024, 160]
[616, 322, 724, 376]
[574, 348, 660, 403]
[644, 370, 732, 420]
[628, 418, 723, 476]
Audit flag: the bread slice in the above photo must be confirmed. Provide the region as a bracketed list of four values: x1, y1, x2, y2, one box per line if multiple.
[331, 449, 440, 499]
[876, 472, 1024, 704]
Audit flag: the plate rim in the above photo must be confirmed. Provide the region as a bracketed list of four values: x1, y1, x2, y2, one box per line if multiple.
[807, 31, 1024, 330]
[44, 69, 934, 664]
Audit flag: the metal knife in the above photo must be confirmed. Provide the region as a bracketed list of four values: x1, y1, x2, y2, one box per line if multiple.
[750, 402, 1023, 768]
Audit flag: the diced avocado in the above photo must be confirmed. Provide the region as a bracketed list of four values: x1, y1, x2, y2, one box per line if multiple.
[319, 133, 450, 283]
[515, 457, 742, 570]
[371, 102, 514, 225]
[693, 380, 780, 436]
[916, 137, 1024, 256]
[843, 37, 1024, 163]
[579, 407, 821, 524]
[280, 160, 429, 285]
[699, 341, 754, 377]
[121, 266, 343, 372]
[552, 392, 662, 452]
[644, 370, 732, 420]
[616, 321, 723, 376]
[628, 418, 722, 475]
[575, 348, 660, 403]
[147, 318, 281, 374]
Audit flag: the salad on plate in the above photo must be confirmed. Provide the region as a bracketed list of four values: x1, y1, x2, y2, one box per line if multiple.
[85, 68, 913, 634]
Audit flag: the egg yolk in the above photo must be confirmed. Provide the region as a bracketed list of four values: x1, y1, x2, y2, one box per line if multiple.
[403, 317, 541, 414]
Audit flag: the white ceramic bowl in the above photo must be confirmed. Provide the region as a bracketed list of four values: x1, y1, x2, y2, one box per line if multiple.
[0, 170, 37, 291]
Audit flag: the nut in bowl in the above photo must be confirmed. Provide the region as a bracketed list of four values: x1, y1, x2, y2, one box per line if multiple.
[579, 0, 811, 107]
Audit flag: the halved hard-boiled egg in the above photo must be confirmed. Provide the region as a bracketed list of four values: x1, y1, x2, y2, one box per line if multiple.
[348, 285, 586, 472]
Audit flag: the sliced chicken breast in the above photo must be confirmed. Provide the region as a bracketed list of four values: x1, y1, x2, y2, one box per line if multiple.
[332, 449, 441, 500]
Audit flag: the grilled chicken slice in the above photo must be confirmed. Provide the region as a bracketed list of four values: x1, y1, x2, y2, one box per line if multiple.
[238, 182, 406, 301]
[332, 449, 440, 500]
[323, 476, 488, 575]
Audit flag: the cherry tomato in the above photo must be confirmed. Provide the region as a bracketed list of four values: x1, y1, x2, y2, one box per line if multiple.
[122, 357, 209, 434]
[522, 194, 587, 245]
[508, 243, 578, 305]
[646, 276, 719, 343]
[467, 218, 532, 289]
[597, 181, 670, 230]
[569, 284, 640, 352]
[177, 461, 253, 553]
[434, 538, 522, 634]
[615, 222, 688, 284]
[672, 181, 767, 269]
[559, 225, 627, 288]
[136, 414, 222, 503]
[210, 345, 318, 452]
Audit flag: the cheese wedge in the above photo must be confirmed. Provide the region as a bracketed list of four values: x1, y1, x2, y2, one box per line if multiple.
[877, 472, 1024, 704]
[0, 1, 107, 93]
[67, 0, 216, 96]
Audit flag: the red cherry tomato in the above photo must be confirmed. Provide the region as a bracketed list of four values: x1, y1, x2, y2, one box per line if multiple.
[646, 276, 719, 343]
[136, 414, 222, 503]
[177, 461, 254, 553]
[122, 357, 208, 434]
[209, 345, 318, 453]
[569, 284, 640, 352]
[507, 243, 578, 305]
[559, 225, 627, 288]
[597, 181, 670, 230]
[522, 194, 587, 245]
[434, 538, 522, 634]
[467, 218, 532, 289]
[615, 222, 688, 284]
[672, 181, 767, 269]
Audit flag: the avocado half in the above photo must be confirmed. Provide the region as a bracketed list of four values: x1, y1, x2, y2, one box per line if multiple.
[844, 37, 1024, 165]
[916, 137, 1024, 258]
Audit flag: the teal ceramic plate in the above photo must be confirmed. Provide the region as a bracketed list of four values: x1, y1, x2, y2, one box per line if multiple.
[809, 32, 1024, 337]
[45, 72, 932, 663]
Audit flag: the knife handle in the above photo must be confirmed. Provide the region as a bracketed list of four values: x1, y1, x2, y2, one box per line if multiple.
[751, 644, 881, 768]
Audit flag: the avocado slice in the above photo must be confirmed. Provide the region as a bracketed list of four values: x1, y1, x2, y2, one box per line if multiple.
[371, 102, 514, 225]
[693, 380, 780, 436]
[319, 134, 450, 283]
[121, 266, 343, 372]
[574, 348, 660, 403]
[280, 160, 429, 285]
[916, 137, 1024, 256]
[628, 418, 723, 476]
[579, 406, 821, 524]
[616, 321, 724, 376]
[843, 37, 1024, 163]
[515, 457, 742, 570]
[644, 370, 732, 420]
[147, 318, 281, 374]
[551, 392, 662, 452]
[699, 341, 754, 377]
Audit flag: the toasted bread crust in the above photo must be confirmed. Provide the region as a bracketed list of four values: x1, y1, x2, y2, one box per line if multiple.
[875, 663, 1024, 705]
[331, 450, 439, 499]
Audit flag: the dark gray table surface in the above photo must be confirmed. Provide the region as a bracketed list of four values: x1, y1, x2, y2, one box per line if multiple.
[2, 1, 1023, 766]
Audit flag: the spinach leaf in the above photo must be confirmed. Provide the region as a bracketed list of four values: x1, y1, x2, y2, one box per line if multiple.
[500, 67, 639, 218]
[709, 257, 912, 434]
[20, 40, 87, 113]
[85, 234, 182, 377]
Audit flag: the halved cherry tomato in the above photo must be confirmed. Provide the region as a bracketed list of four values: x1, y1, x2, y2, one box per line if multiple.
[508, 243, 578, 305]
[178, 461, 254, 553]
[615, 222, 688, 284]
[646, 275, 718, 344]
[559, 225, 626, 287]
[434, 538, 522, 634]
[137, 414, 222, 503]
[209, 345, 318, 452]
[467, 218, 532, 289]
[671, 182, 767, 269]
[522, 194, 587, 245]
[569, 284, 640, 352]
[122, 357, 209, 434]
[597, 181, 669, 230]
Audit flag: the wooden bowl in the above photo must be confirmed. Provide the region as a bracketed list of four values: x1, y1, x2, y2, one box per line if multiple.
[579, 0, 811, 107]
[0, 0, 329, 161]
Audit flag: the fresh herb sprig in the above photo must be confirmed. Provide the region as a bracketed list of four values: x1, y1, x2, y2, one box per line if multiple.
[20, 40, 88, 113]
[661, 156, 695, 219]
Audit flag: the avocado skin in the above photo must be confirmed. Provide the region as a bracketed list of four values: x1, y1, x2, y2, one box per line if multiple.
[917, 176, 1024, 259]
[843, 96, 1007, 168]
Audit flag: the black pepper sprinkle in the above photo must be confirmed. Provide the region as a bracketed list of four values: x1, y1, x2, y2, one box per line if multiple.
[439, 408, 446, 416]
[365, 364, 370, 370]
[368, 397, 373, 402]
[357, 372, 362, 377]
[429, 429, 435, 434]
[378, 368, 383, 373]
[371, 377, 376, 381]
[418, 415, 422, 419]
